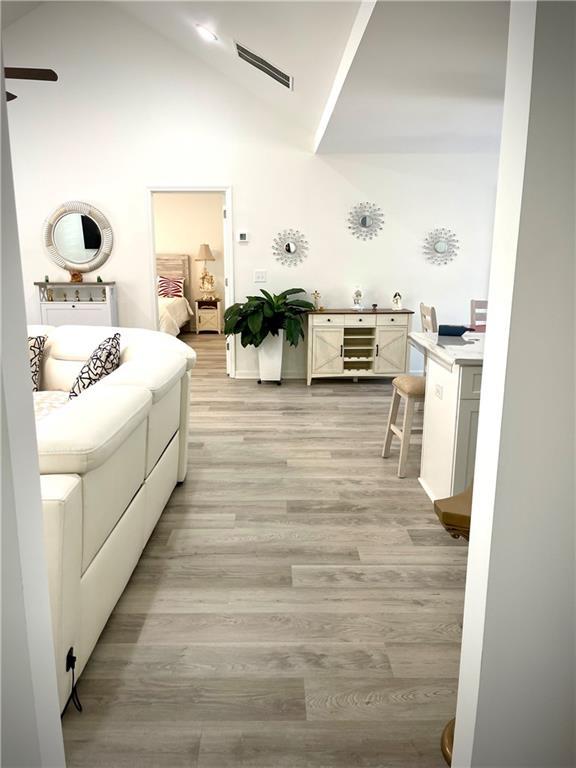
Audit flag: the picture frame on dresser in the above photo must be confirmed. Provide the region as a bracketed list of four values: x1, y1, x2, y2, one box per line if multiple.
[306, 309, 414, 385]
[35, 281, 118, 326]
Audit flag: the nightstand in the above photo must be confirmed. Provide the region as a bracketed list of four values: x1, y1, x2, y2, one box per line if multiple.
[195, 299, 222, 334]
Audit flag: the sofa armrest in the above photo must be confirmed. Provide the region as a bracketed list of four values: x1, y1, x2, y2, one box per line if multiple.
[99, 354, 186, 403]
[122, 332, 197, 372]
[36, 385, 151, 474]
[41, 474, 82, 712]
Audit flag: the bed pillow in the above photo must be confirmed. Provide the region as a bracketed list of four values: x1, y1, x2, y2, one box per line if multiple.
[28, 335, 47, 392]
[69, 333, 121, 399]
[157, 275, 184, 298]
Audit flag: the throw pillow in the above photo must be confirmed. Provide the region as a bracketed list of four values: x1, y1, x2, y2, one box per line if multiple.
[157, 275, 184, 298]
[69, 333, 121, 399]
[28, 335, 47, 392]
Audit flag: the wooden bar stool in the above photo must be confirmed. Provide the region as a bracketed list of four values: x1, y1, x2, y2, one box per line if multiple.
[382, 374, 426, 477]
[382, 302, 436, 477]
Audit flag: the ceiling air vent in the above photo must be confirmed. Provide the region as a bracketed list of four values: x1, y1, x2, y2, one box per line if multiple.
[235, 42, 293, 90]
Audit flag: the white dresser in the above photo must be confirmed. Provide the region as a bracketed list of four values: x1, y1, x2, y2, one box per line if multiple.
[36, 282, 118, 326]
[410, 331, 484, 500]
[306, 309, 413, 385]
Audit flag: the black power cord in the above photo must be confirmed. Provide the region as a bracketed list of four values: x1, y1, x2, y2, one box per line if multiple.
[63, 647, 83, 714]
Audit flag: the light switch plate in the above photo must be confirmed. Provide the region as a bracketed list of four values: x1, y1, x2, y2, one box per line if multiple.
[435, 384, 443, 399]
[254, 270, 267, 283]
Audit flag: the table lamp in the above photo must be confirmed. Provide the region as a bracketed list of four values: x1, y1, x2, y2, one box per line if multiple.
[195, 243, 217, 299]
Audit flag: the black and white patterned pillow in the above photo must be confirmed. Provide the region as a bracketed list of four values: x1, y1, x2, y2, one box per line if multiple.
[28, 335, 47, 392]
[69, 333, 121, 399]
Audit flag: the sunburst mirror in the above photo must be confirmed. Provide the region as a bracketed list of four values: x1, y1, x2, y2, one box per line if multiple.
[423, 228, 459, 265]
[272, 229, 309, 267]
[347, 202, 384, 240]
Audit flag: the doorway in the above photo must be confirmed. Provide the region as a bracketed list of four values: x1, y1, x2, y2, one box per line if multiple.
[148, 187, 235, 376]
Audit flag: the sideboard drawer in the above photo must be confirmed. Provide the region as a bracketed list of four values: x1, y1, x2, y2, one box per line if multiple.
[312, 314, 345, 326]
[344, 314, 376, 327]
[376, 314, 408, 327]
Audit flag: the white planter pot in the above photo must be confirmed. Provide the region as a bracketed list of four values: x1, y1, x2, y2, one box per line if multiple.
[258, 331, 283, 383]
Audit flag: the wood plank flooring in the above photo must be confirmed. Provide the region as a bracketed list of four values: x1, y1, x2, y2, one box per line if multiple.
[62, 333, 466, 768]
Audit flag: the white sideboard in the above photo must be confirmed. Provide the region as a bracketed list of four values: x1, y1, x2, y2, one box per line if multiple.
[306, 309, 413, 385]
[410, 331, 484, 500]
[35, 282, 118, 326]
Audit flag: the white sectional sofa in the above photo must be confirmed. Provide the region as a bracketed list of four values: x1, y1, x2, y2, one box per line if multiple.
[30, 325, 196, 711]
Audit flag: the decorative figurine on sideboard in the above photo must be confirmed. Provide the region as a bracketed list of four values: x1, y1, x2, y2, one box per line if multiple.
[311, 290, 321, 311]
[392, 291, 403, 310]
[353, 287, 363, 310]
[372, 303, 378, 311]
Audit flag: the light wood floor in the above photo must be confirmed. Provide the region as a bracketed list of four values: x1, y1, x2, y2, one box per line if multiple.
[63, 333, 466, 768]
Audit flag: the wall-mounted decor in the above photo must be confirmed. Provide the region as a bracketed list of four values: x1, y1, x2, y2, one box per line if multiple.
[423, 228, 459, 265]
[43, 201, 113, 278]
[272, 229, 309, 267]
[347, 202, 384, 240]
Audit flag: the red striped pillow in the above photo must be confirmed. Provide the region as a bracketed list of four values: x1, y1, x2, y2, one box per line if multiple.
[157, 275, 184, 298]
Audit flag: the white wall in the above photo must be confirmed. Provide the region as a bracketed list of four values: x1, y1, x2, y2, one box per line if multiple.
[5, 1, 499, 377]
[1, 57, 65, 767]
[454, 2, 575, 765]
[152, 191, 225, 315]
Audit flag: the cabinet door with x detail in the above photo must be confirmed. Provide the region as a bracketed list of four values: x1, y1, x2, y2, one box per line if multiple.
[311, 327, 344, 375]
[373, 327, 407, 374]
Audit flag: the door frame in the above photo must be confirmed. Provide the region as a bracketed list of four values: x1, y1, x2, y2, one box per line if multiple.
[146, 185, 236, 377]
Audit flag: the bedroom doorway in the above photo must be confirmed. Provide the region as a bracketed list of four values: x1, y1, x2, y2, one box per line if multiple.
[149, 187, 234, 376]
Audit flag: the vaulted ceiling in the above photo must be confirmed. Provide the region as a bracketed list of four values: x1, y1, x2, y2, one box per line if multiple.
[3, 1, 510, 153]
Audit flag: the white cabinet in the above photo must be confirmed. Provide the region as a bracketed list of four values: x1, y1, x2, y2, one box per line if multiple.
[195, 299, 222, 333]
[36, 282, 117, 326]
[307, 310, 412, 385]
[419, 357, 482, 500]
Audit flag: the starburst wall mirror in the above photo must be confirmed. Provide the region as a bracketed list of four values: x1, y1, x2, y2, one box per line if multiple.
[347, 202, 384, 240]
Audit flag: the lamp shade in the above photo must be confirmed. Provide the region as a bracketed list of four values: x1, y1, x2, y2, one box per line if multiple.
[196, 243, 215, 262]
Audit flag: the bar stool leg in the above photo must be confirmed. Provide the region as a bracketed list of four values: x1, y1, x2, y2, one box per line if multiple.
[382, 388, 401, 458]
[397, 396, 416, 478]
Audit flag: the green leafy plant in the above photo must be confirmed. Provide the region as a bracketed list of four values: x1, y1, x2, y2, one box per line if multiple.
[224, 289, 314, 348]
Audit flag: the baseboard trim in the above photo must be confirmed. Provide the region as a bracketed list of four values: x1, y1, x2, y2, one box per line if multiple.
[234, 368, 425, 380]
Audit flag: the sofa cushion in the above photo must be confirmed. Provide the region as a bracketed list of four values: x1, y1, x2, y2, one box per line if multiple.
[69, 333, 121, 398]
[34, 390, 70, 421]
[28, 335, 47, 391]
[36, 385, 152, 474]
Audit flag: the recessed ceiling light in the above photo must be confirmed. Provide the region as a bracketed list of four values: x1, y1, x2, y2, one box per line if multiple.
[196, 25, 218, 43]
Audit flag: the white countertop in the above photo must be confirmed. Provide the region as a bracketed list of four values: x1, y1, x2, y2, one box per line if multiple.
[409, 331, 484, 369]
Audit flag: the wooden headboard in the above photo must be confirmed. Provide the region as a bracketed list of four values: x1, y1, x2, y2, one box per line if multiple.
[155, 254, 193, 306]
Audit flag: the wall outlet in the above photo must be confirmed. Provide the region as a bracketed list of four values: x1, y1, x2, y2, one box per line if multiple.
[254, 270, 267, 283]
[435, 384, 443, 399]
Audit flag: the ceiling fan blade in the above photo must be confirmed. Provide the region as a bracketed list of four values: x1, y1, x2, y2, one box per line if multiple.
[4, 67, 58, 82]
[6, 92, 17, 101]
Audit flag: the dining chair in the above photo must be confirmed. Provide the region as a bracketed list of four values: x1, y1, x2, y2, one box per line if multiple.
[420, 302, 438, 333]
[382, 303, 437, 477]
[470, 299, 488, 330]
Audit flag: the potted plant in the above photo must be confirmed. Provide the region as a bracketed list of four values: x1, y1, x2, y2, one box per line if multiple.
[224, 288, 314, 383]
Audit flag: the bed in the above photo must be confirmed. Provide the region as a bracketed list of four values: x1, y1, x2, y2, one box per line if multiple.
[156, 254, 194, 336]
